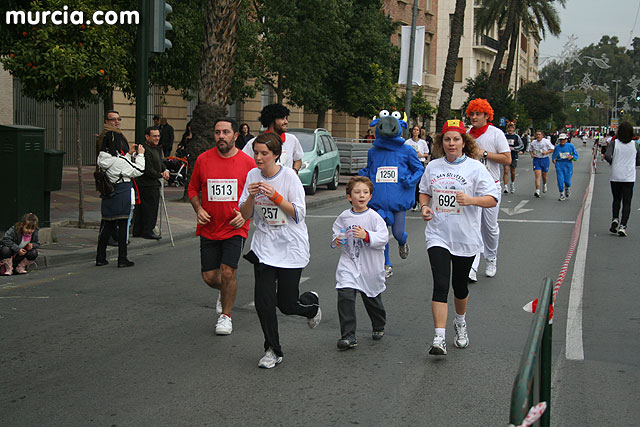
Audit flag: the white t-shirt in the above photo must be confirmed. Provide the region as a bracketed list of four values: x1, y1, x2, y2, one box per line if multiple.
[529, 138, 554, 158]
[404, 138, 429, 163]
[242, 133, 304, 169]
[419, 156, 500, 257]
[332, 208, 389, 297]
[239, 166, 309, 268]
[469, 125, 510, 182]
[611, 139, 638, 183]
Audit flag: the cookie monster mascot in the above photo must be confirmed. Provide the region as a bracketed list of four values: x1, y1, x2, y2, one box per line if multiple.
[359, 109, 425, 278]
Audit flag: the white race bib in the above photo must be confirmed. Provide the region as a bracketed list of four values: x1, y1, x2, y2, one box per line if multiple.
[256, 200, 287, 226]
[207, 179, 238, 202]
[276, 149, 287, 167]
[432, 188, 462, 215]
[376, 166, 398, 183]
[534, 149, 543, 157]
[559, 152, 570, 159]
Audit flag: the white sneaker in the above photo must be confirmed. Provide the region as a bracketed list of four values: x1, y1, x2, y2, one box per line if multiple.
[384, 265, 393, 278]
[543, 183, 548, 193]
[468, 268, 477, 283]
[215, 314, 232, 335]
[485, 258, 497, 277]
[307, 292, 322, 329]
[258, 348, 282, 369]
[503, 186, 509, 194]
[453, 320, 469, 348]
[216, 293, 222, 315]
[510, 183, 515, 193]
[559, 193, 566, 201]
[429, 334, 447, 355]
[534, 189, 540, 198]
[565, 187, 570, 198]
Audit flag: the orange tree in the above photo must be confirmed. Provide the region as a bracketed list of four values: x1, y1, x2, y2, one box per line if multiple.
[1, 0, 129, 227]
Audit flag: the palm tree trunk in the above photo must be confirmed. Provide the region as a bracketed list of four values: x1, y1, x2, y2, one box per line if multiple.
[503, 20, 520, 89]
[486, 4, 517, 98]
[186, 0, 242, 197]
[73, 88, 85, 228]
[436, 0, 466, 130]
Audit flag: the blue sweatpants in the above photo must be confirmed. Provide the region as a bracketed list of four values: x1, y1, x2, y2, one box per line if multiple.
[555, 161, 573, 192]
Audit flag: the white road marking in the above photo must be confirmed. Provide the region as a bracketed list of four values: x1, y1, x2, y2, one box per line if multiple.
[565, 169, 595, 361]
[500, 200, 533, 216]
[307, 215, 574, 224]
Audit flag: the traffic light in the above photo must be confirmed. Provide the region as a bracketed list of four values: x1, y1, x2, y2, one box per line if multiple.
[576, 107, 580, 112]
[150, 0, 172, 53]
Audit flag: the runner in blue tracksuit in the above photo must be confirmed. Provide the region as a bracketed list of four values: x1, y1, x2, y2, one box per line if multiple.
[552, 133, 579, 201]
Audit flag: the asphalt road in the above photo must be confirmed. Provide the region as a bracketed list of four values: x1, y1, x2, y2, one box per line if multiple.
[1, 141, 638, 426]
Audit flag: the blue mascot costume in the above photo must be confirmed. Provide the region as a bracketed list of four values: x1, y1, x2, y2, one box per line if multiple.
[359, 109, 425, 277]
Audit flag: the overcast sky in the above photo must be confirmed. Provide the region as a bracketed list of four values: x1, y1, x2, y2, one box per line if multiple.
[538, 0, 640, 67]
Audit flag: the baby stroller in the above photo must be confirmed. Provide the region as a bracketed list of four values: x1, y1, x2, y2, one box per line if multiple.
[163, 156, 189, 187]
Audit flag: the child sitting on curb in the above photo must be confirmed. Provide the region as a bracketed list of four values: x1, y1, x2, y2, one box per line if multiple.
[1, 213, 40, 275]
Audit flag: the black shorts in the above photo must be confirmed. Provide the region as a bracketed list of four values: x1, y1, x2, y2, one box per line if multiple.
[509, 151, 518, 169]
[200, 235, 245, 271]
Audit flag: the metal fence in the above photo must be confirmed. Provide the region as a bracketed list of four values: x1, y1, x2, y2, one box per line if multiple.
[13, 78, 104, 166]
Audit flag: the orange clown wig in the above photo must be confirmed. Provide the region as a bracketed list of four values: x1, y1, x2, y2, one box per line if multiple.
[466, 98, 494, 122]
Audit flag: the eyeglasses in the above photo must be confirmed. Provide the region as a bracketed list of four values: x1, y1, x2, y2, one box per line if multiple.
[108, 117, 122, 121]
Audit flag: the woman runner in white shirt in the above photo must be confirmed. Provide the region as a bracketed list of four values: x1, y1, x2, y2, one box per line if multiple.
[239, 132, 322, 369]
[418, 120, 499, 356]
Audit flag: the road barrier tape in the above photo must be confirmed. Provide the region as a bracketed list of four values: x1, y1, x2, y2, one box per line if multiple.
[524, 160, 594, 321]
[509, 401, 547, 427]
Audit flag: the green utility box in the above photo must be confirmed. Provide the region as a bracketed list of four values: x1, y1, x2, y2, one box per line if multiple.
[0, 125, 46, 229]
[44, 149, 65, 191]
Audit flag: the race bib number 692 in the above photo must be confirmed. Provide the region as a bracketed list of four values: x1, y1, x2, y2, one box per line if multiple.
[432, 188, 462, 214]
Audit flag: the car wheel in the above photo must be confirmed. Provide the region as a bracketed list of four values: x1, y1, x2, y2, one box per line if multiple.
[327, 167, 339, 190]
[305, 169, 318, 195]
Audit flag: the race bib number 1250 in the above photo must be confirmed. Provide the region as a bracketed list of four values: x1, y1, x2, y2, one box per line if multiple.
[376, 166, 398, 183]
[207, 179, 238, 202]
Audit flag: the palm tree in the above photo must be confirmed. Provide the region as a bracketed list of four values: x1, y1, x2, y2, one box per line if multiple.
[476, 0, 565, 97]
[436, 0, 466, 130]
[183, 0, 242, 200]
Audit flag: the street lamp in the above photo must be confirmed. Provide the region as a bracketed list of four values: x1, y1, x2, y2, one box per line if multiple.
[612, 79, 621, 121]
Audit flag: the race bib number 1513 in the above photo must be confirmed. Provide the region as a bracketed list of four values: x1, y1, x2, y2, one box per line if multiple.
[207, 179, 238, 202]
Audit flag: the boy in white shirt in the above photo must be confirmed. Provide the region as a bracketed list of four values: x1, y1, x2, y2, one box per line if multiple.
[332, 177, 389, 350]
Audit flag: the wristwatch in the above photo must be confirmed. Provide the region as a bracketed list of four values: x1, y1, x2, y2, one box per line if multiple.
[483, 151, 488, 159]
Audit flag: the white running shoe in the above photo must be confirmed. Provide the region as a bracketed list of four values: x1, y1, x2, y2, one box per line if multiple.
[384, 265, 393, 278]
[485, 258, 497, 277]
[468, 268, 477, 283]
[215, 314, 232, 335]
[258, 348, 282, 369]
[510, 183, 515, 193]
[453, 320, 469, 349]
[559, 193, 566, 201]
[534, 189, 540, 198]
[429, 334, 447, 355]
[503, 186, 509, 194]
[216, 293, 222, 315]
[543, 183, 548, 193]
[307, 292, 322, 329]
[618, 225, 628, 237]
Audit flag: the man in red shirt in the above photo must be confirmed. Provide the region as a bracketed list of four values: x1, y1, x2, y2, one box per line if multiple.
[188, 118, 256, 335]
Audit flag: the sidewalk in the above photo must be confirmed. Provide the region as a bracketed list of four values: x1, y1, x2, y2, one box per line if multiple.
[13, 166, 349, 270]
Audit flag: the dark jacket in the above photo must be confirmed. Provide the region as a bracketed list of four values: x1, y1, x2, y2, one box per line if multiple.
[1, 226, 40, 252]
[136, 143, 165, 188]
[97, 125, 129, 157]
[160, 123, 174, 150]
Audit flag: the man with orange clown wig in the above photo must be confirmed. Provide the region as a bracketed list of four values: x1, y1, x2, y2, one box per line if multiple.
[465, 99, 511, 281]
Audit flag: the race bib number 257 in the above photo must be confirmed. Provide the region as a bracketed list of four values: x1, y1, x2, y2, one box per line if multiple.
[207, 179, 238, 202]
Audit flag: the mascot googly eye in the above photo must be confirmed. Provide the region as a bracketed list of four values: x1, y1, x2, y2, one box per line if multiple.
[379, 109, 390, 117]
[391, 111, 402, 119]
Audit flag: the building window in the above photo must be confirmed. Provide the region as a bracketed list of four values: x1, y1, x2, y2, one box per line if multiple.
[454, 58, 463, 82]
[261, 87, 275, 109]
[425, 0, 431, 12]
[520, 34, 528, 53]
[424, 42, 431, 73]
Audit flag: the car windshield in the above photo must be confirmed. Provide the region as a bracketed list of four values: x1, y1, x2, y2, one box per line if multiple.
[291, 132, 315, 152]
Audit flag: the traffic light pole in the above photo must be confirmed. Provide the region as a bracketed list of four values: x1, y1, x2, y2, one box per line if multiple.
[135, 0, 150, 145]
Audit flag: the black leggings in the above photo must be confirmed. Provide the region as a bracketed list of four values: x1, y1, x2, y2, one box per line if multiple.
[427, 246, 474, 303]
[0, 246, 38, 263]
[611, 181, 634, 226]
[253, 263, 319, 357]
[96, 218, 128, 262]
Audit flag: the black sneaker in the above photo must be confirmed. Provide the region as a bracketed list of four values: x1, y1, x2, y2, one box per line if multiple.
[618, 225, 627, 237]
[372, 330, 385, 340]
[117, 259, 135, 268]
[337, 335, 358, 350]
[610, 219, 619, 234]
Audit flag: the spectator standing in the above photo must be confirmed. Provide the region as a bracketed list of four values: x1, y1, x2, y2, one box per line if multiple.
[133, 127, 169, 240]
[363, 129, 375, 142]
[236, 123, 254, 150]
[176, 121, 192, 158]
[159, 117, 175, 157]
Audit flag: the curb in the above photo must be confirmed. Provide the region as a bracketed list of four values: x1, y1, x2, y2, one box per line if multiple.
[32, 193, 345, 271]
